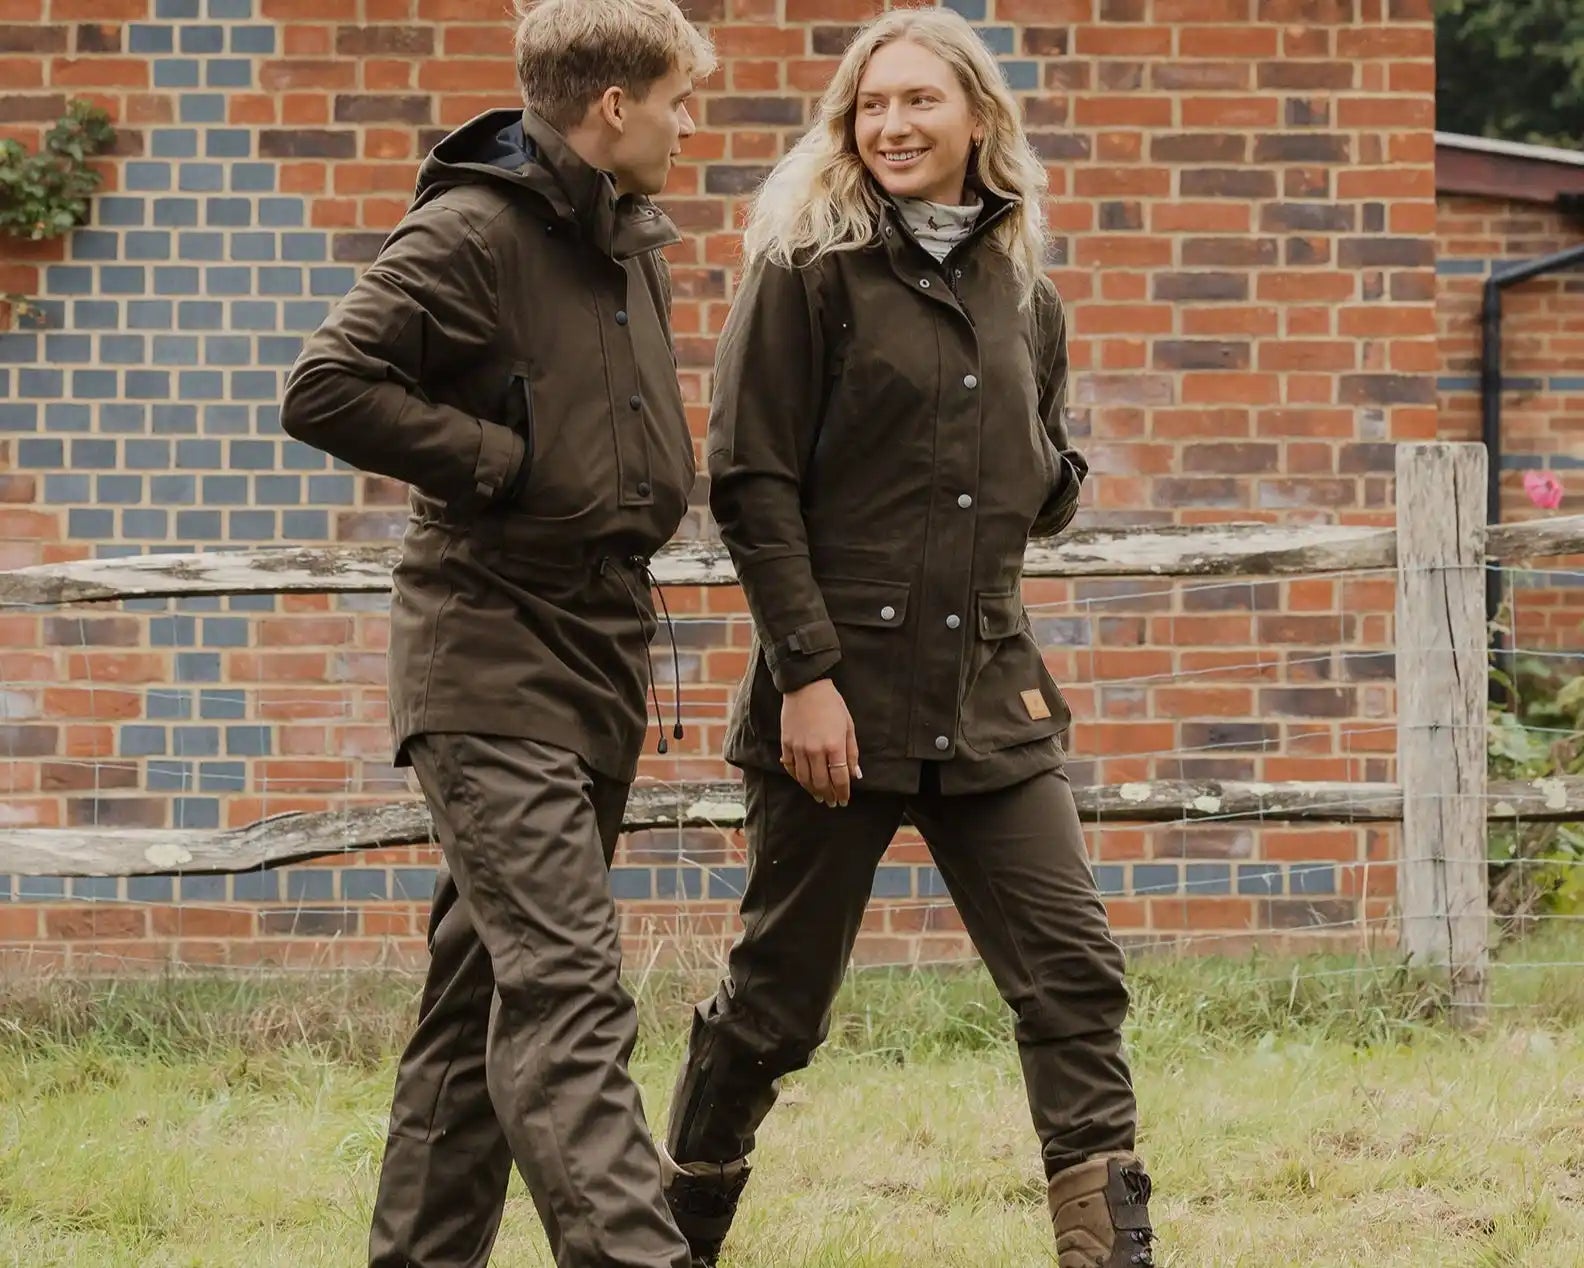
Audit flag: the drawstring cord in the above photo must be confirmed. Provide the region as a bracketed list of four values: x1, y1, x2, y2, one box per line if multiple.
[604, 555, 685, 755]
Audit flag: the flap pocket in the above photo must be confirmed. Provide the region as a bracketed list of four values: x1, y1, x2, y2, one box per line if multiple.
[976, 589, 1028, 640]
[820, 576, 910, 629]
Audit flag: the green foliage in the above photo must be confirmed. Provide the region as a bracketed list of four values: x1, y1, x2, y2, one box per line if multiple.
[1435, 0, 1584, 146]
[0, 99, 116, 242]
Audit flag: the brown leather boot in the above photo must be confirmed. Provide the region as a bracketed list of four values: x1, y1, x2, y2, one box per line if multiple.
[1047, 1152, 1156, 1267]
[659, 1145, 751, 1268]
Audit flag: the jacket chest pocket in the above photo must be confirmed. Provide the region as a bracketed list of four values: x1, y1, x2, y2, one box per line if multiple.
[823, 575, 911, 756]
[961, 589, 1069, 754]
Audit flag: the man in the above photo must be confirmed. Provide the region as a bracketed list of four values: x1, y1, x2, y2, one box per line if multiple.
[279, 3, 714, 1265]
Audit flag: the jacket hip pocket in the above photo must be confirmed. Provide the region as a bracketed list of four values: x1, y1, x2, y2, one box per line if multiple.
[821, 575, 911, 756]
[961, 589, 1070, 754]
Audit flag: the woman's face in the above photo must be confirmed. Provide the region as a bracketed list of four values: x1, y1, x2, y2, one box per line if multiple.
[852, 38, 981, 207]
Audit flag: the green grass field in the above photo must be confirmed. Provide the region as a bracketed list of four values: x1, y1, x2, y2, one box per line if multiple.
[2, 930, 1582, 1266]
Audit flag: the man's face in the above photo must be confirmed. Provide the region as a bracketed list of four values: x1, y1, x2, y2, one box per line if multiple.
[608, 62, 697, 197]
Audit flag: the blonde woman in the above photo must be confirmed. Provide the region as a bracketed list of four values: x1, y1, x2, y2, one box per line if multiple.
[658, 10, 1155, 1268]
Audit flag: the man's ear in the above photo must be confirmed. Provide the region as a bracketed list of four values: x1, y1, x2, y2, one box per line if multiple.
[598, 85, 627, 134]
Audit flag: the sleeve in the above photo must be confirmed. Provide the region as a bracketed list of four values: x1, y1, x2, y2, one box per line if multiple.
[1029, 286, 1090, 539]
[706, 259, 840, 694]
[280, 203, 526, 506]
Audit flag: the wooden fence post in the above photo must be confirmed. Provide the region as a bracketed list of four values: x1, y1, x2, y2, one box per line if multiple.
[1395, 441, 1490, 1023]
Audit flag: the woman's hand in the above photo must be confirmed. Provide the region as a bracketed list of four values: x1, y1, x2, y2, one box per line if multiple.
[780, 678, 862, 807]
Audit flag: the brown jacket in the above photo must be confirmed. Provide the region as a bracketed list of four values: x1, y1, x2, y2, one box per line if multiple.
[282, 109, 695, 781]
[709, 191, 1087, 795]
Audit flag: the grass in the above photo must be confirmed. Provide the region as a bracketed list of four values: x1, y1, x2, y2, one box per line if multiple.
[1, 929, 1582, 1266]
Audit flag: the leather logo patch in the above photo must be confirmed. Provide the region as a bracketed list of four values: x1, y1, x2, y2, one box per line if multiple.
[1021, 689, 1051, 720]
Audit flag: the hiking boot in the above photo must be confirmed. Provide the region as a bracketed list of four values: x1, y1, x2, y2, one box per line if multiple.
[1047, 1152, 1156, 1268]
[659, 1145, 751, 1268]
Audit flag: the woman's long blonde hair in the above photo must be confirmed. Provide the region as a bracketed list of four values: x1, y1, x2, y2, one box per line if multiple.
[742, 7, 1050, 305]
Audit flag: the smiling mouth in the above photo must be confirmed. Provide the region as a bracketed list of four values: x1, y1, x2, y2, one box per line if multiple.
[880, 148, 928, 164]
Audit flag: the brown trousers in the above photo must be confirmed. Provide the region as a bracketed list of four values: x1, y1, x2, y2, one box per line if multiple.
[666, 764, 1137, 1180]
[368, 734, 690, 1268]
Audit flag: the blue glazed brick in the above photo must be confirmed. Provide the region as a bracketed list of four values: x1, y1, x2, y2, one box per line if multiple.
[392, 868, 436, 901]
[944, 0, 987, 17]
[158, 0, 200, 15]
[18, 878, 66, 901]
[177, 300, 224, 330]
[179, 93, 225, 124]
[257, 336, 301, 365]
[123, 508, 169, 538]
[199, 759, 246, 789]
[72, 437, 118, 467]
[202, 618, 249, 647]
[45, 473, 91, 502]
[0, 332, 37, 361]
[206, 59, 254, 89]
[282, 509, 328, 539]
[287, 870, 335, 901]
[150, 615, 197, 646]
[175, 652, 221, 683]
[72, 369, 117, 399]
[152, 335, 199, 365]
[918, 867, 950, 898]
[146, 760, 195, 792]
[231, 510, 277, 541]
[179, 24, 224, 53]
[71, 229, 120, 260]
[178, 164, 226, 194]
[125, 230, 174, 260]
[176, 509, 222, 539]
[44, 264, 94, 293]
[232, 372, 278, 402]
[126, 370, 171, 398]
[707, 866, 748, 899]
[871, 866, 912, 898]
[203, 404, 250, 434]
[126, 160, 174, 190]
[609, 868, 652, 900]
[146, 688, 193, 719]
[177, 437, 222, 468]
[17, 438, 60, 466]
[204, 266, 253, 296]
[205, 129, 253, 158]
[95, 195, 147, 226]
[98, 545, 143, 560]
[1186, 863, 1232, 895]
[121, 724, 169, 756]
[44, 402, 91, 431]
[152, 197, 200, 228]
[230, 162, 274, 191]
[0, 877, 9, 901]
[254, 474, 301, 504]
[177, 231, 224, 260]
[18, 368, 63, 397]
[308, 474, 355, 503]
[1133, 864, 1181, 895]
[128, 299, 175, 328]
[44, 335, 91, 363]
[234, 871, 280, 902]
[281, 232, 327, 262]
[231, 301, 278, 330]
[228, 444, 273, 475]
[154, 59, 201, 89]
[73, 300, 120, 328]
[125, 439, 172, 468]
[999, 60, 1038, 90]
[230, 25, 275, 54]
[180, 874, 228, 902]
[656, 868, 703, 900]
[205, 336, 253, 365]
[283, 300, 329, 329]
[1092, 864, 1126, 896]
[209, 0, 252, 15]
[100, 265, 147, 295]
[180, 371, 226, 399]
[309, 266, 357, 297]
[97, 474, 143, 504]
[128, 876, 174, 902]
[101, 404, 147, 433]
[21, 298, 63, 326]
[205, 199, 251, 227]
[342, 870, 388, 901]
[130, 23, 174, 53]
[281, 441, 325, 471]
[1290, 864, 1336, 895]
[231, 232, 276, 262]
[258, 198, 304, 227]
[175, 798, 221, 829]
[978, 25, 1014, 54]
[0, 403, 36, 432]
[150, 474, 196, 503]
[71, 876, 120, 900]
[172, 725, 220, 756]
[228, 594, 276, 613]
[154, 404, 199, 434]
[151, 129, 199, 158]
[1237, 863, 1283, 896]
[100, 335, 148, 364]
[198, 690, 246, 719]
[203, 474, 249, 502]
[257, 267, 303, 296]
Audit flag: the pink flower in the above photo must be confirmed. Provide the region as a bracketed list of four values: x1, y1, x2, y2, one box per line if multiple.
[1523, 470, 1564, 511]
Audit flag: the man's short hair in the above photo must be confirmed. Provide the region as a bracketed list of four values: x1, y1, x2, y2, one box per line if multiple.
[514, 0, 717, 131]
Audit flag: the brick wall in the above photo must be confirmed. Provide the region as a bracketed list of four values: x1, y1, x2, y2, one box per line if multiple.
[1436, 192, 1584, 653]
[0, 0, 1436, 971]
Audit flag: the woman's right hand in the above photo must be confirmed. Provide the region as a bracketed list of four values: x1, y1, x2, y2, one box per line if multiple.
[780, 679, 862, 807]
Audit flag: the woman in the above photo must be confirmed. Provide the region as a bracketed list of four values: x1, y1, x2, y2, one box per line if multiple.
[659, 11, 1155, 1268]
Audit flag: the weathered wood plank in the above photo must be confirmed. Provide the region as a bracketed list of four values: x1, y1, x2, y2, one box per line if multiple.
[1395, 442, 1490, 1022]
